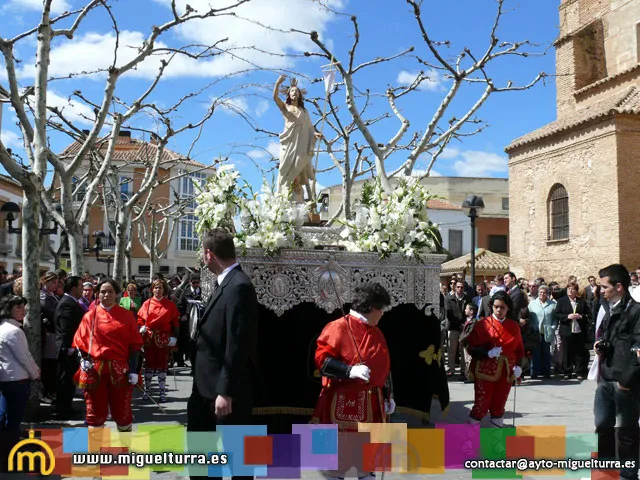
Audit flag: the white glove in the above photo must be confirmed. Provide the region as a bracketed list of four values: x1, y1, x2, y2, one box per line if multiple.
[384, 398, 396, 415]
[80, 359, 93, 372]
[513, 366, 522, 379]
[139, 326, 147, 334]
[488, 347, 502, 359]
[129, 373, 139, 385]
[349, 364, 371, 382]
[168, 337, 177, 347]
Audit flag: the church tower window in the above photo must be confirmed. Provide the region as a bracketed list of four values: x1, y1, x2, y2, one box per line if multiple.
[548, 184, 569, 241]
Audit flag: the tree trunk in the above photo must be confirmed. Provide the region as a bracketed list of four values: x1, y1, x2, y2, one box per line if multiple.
[21, 190, 42, 368]
[342, 173, 352, 220]
[125, 249, 131, 281]
[148, 216, 157, 283]
[113, 209, 130, 283]
[68, 230, 85, 276]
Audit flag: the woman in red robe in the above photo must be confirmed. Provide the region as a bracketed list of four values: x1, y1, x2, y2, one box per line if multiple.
[72, 279, 143, 432]
[466, 290, 524, 427]
[137, 279, 179, 402]
[311, 283, 395, 480]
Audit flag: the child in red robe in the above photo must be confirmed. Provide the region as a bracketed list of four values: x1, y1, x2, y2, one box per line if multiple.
[466, 290, 524, 428]
[137, 278, 179, 402]
[73, 279, 143, 432]
[311, 283, 394, 480]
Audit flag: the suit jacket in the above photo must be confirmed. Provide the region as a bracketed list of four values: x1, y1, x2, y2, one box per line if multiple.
[54, 294, 85, 355]
[554, 295, 589, 338]
[445, 294, 470, 331]
[194, 265, 259, 403]
[508, 286, 527, 320]
[476, 295, 491, 319]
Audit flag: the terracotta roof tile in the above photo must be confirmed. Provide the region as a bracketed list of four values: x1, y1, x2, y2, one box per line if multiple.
[427, 199, 462, 210]
[506, 86, 640, 152]
[59, 134, 210, 169]
[440, 248, 510, 275]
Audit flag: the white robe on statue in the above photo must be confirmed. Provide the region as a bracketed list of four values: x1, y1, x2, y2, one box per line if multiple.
[277, 105, 316, 199]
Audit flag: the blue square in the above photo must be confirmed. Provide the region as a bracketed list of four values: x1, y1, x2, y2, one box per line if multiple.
[214, 425, 268, 477]
[312, 428, 337, 455]
[63, 427, 88, 454]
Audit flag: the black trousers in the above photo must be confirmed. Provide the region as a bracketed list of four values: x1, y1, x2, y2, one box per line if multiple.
[186, 383, 253, 480]
[566, 334, 588, 376]
[55, 351, 79, 414]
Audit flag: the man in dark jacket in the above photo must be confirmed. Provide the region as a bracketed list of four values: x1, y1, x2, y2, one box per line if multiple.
[595, 264, 640, 480]
[445, 281, 470, 376]
[505, 271, 526, 320]
[53, 276, 85, 418]
[187, 229, 258, 480]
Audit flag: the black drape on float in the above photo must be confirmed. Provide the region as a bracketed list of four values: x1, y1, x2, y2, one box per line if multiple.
[251, 302, 449, 432]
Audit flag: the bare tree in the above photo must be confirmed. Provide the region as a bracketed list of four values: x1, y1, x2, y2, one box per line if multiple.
[0, 0, 250, 368]
[133, 199, 188, 284]
[283, 0, 546, 218]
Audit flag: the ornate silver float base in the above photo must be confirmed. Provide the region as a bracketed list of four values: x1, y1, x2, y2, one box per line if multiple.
[201, 248, 446, 317]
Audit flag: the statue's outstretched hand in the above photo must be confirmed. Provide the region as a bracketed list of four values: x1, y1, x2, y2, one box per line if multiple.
[277, 74, 286, 85]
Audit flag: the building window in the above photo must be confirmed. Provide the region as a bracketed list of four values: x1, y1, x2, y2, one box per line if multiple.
[449, 229, 463, 258]
[502, 197, 509, 210]
[72, 176, 86, 203]
[573, 20, 607, 90]
[489, 235, 508, 253]
[548, 184, 569, 241]
[138, 265, 151, 274]
[120, 176, 132, 201]
[180, 172, 207, 209]
[178, 214, 199, 251]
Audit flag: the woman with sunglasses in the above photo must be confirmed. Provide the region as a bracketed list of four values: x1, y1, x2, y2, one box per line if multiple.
[465, 290, 524, 427]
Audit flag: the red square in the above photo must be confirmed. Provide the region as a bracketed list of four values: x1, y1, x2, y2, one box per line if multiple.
[362, 443, 392, 472]
[244, 436, 273, 465]
[505, 436, 535, 460]
[100, 446, 129, 476]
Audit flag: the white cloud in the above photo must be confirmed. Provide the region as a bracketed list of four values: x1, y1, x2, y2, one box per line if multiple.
[439, 147, 460, 159]
[266, 140, 280, 159]
[451, 150, 508, 177]
[1, 129, 21, 149]
[47, 91, 96, 126]
[219, 97, 250, 115]
[24, 0, 342, 81]
[255, 100, 269, 117]
[397, 69, 445, 92]
[246, 139, 280, 160]
[4, 0, 71, 15]
[411, 168, 441, 177]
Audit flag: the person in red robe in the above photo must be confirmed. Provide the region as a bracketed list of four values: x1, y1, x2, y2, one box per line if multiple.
[311, 283, 395, 480]
[72, 279, 143, 432]
[137, 278, 179, 402]
[466, 290, 524, 427]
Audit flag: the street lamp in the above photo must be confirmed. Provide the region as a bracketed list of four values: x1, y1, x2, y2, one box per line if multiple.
[93, 230, 113, 275]
[461, 195, 485, 287]
[0, 201, 60, 235]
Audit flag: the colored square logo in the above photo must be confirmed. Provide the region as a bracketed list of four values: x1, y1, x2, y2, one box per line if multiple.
[363, 443, 392, 472]
[245, 436, 273, 465]
[291, 424, 339, 470]
[312, 428, 337, 455]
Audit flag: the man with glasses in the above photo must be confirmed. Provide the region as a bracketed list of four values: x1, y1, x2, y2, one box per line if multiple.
[445, 281, 470, 376]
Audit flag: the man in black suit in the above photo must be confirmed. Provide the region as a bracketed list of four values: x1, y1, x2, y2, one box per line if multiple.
[187, 228, 258, 480]
[505, 271, 526, 320]
[53, 275, 85, 418]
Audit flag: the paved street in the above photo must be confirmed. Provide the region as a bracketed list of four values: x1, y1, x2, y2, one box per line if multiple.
[6, 363, 600, 480]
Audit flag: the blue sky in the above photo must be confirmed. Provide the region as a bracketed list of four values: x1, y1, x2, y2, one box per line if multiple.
[0, 0, 560, 192]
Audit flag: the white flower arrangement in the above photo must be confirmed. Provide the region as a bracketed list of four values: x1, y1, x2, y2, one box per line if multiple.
[193, 164, 243, 234]
[236, 183, 309, 256]
[193, 165, 310, 256]
[339, 176, 441, 259]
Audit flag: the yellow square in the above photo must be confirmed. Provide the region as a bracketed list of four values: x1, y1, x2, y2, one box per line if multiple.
[516, 426, 566, 476]
[358, 422, 408, 472]
[405, 428, 445, 474]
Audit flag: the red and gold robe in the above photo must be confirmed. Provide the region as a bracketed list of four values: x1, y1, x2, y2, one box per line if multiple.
[467, 315, 524, 420]
[72, 304, 143, 389]
[311, 314, 390, 431]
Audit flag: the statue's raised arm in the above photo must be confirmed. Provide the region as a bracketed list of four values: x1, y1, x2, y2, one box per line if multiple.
[274, 75, 319, 206]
